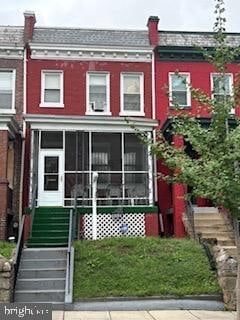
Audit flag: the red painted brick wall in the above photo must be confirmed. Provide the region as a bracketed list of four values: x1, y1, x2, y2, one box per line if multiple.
[27, 59, 152, 118]
[155, 60, 240, 125]
[157, 160, 173, 236]
[145, 213, 159, 237]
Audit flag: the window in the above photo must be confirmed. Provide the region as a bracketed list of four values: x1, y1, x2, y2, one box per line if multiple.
[212, 73, 232, 101]
[40, 71, 63, 107]
[169, 73, 191, 107]
[121, 73, 144, 115]
[87, 73, 110, 114]
[0, 70, 15, 111]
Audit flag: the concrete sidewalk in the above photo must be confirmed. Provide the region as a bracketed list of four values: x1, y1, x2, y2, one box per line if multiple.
[53, 310, 236, 320]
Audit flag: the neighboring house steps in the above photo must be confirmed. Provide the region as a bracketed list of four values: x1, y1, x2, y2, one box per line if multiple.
[183, 206, 237, 259]
[14, 247, 67, 304]
[27, 208, 70, 247]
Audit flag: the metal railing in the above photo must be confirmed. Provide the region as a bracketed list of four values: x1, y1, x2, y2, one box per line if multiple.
[30, 183, 37, 237]
[65, 209, 74, 303]
[185, 199, 196, 240]
[13, 214, 26, 290]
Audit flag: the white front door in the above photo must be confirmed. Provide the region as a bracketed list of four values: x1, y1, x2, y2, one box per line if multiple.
[38, 150, 64, 206]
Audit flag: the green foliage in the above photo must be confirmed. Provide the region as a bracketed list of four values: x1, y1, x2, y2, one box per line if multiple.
[141, 0, 240, 216]
[0, 241, 15, 259]
[73, 237, 220, 299]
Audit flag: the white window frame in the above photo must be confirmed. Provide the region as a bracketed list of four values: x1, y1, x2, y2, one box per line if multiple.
[169, 72, 191, 108]
[210, 72, 234, 114]
[120, 72, 144, 116]
[40, 70, 64, 108]
[86, 72, 111, 115]
[0, 69, 16, 114]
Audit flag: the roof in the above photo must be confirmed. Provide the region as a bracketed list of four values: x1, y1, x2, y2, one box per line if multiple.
[159, 31, 240, 47]
[31, 27, 150, 48]
[0, 26, 24, 47]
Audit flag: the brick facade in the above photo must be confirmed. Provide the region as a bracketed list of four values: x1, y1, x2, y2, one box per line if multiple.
[0, 131, 9, 240]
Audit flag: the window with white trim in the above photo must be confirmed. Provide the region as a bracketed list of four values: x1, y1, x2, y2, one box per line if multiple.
[212, 73, 232, 101]
[40, 71, 63, 107]
[87, 73, 109, 114]
[121, 73, 144, 115]
[169, 73, 191, 107]
[0, 70, 15, 111]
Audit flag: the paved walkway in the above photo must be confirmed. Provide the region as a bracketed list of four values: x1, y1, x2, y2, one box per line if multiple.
[53, 310, 236, 320]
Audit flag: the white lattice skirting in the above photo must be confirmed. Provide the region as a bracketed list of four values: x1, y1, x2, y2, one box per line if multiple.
[83, 213, 146, 240]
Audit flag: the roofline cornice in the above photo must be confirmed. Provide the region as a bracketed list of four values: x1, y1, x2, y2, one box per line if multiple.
[29, 44, 153, 62]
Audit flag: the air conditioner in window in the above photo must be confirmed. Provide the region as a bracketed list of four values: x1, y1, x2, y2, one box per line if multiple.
[90, 101, 106, 112]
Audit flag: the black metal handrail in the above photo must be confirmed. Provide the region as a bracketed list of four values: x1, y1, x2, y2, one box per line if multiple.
[65, 209, 74, 303]
[13, 214, 26, 290]
[185, 199, 196, 240]
[30, 183, 37, 237]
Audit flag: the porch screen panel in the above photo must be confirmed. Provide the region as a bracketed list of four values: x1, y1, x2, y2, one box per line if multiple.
[65, 132, 89, 171]
[41, 131, 63, 149]
[92, 133, 121, 171]
[124, 133, 149, 204]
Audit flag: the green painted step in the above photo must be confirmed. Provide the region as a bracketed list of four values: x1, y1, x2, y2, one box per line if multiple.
[34, 212, 70, 217]
[28, 207, 71, 248]
[33, 217, 69, 223]
[32, 224, 69, 231]
[31, 231, 68, 237]
[28, 237, 68, 244]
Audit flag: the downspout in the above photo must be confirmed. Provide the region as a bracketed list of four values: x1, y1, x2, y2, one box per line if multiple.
[18, 48, 27, 221]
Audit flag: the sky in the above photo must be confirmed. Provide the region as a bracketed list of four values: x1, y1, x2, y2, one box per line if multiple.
[1, 0, 240, 32]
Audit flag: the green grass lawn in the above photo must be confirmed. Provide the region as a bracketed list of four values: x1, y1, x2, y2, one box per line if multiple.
[73, 237, 220, 299]
[0, 241, 15, 260]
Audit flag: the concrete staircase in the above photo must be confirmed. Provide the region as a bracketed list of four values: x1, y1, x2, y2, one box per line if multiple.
[14, 248, 67, 304]
[188, 207, 237, 259]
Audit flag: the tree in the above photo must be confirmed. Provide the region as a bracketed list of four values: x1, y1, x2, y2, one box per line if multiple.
[138, 0, 240, 317]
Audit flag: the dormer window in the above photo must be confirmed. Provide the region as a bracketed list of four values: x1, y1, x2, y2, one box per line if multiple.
[86, 72, 110, 115]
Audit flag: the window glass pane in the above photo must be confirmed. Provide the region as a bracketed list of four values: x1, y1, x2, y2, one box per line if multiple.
[44, 89, 60, 103]
[65, 132, 89, 171]
[89, 74, 106, 86]
[0, 93, 12, 109]
[44, 175, 58, 191]
[41, 131, 63, 149]
[171, 74, 187, 91]
[0, 72, 12, 90]
[44, 157, 58, 173]
[45, 73, 61, 89]
[124, 75, 140, 94]
[124, 133, 148, 171]
[213, 74, 230, 95]
[172, 91, 187, 106]
[92, 133, 121, 171]
[124, 94, 140, 111]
